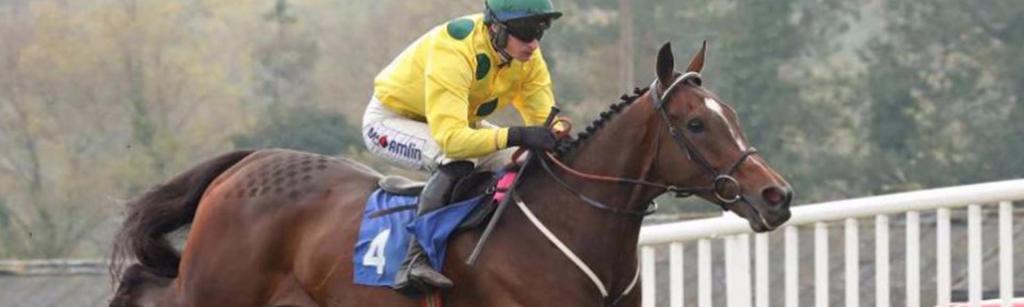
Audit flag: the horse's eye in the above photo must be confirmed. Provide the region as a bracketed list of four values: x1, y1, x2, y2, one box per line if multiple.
[687, 119, 705, 133]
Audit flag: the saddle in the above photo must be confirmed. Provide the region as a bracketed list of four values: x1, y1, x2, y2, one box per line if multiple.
[377, 170, 501, 231]
[353, 169, 515, 288]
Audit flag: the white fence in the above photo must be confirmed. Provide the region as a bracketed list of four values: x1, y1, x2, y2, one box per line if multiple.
[638, 179, 1024, 307]
[0, 259, 108, 275]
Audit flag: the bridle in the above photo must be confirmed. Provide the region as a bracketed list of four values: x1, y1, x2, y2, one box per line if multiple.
[536, 71, 760, 217]
[649, 71, 760, 204]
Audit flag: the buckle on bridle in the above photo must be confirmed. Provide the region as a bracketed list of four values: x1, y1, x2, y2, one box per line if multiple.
[665, 185, 691, 198]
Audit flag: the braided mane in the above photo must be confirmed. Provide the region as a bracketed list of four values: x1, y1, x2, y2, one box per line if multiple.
[555, 87, 650, 156]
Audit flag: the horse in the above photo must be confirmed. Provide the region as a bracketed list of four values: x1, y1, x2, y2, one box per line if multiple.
[109, 41, 792, 307]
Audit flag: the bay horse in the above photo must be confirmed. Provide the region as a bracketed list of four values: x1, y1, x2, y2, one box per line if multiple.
[109, 42, 792, 307]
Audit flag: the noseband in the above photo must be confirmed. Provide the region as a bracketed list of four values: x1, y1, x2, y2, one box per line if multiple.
[535, 72, 760, 217]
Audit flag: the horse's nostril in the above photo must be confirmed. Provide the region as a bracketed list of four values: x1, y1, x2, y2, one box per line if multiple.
[762, 186, 791, 207]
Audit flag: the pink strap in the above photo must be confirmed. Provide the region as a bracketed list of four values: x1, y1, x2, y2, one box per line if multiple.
[492, 171, 518, 204]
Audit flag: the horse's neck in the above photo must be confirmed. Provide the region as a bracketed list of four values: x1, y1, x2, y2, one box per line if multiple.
[565, 98, 664, 204]
[513, 97, 663, 291]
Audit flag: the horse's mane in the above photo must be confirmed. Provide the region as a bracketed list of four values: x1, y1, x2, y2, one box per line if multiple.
[555, 87, 650, 156]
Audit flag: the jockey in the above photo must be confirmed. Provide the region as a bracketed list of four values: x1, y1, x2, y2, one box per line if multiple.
[361, 0, 563, 294]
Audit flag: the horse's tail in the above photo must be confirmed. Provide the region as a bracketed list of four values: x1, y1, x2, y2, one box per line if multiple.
[111, 150, 254, 282]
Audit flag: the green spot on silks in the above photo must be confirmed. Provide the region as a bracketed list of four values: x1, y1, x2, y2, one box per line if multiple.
[475, 54, 491, 80]
[446, 18, 474, 40]
[476, 98, 498, 117]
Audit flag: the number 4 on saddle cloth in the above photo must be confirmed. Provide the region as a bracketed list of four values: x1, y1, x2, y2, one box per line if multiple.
[353, 170, 517, 287]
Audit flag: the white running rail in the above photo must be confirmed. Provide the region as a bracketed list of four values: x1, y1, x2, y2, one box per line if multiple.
[0, 259, 108, 275]
[638, 179, 1024, 307]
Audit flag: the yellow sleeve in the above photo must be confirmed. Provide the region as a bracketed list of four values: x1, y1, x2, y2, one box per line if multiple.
[512, 49, 556, 126]
[423, 34, 509, 160]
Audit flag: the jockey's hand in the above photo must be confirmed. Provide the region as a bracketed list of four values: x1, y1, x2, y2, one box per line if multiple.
[508, 126, 558, 151]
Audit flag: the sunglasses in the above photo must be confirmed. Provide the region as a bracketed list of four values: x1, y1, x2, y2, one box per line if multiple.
[504, 19, 551, 42]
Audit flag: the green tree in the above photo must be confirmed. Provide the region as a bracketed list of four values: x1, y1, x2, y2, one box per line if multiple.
[231, 0, 356, 156]
[251, 0, 320, 115]
[861, 0, 1024, 193]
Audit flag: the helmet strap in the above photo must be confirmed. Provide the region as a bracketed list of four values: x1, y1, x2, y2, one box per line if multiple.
[484, 2, 513, 67]
[489, 23, 513, 67]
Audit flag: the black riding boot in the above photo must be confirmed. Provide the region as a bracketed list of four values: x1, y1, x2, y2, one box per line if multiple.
[393, 161, 474, 295]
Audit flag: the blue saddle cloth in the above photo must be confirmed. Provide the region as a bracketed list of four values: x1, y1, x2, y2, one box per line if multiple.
[353, 189, 485, 287]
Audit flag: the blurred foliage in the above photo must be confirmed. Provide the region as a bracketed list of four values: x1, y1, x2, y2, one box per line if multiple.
[861, 0, 1024, 194]
[0, 197, 8, 229]
[0, 0, 1021, 257]
[230, 1, 360, 155]
[231, 105, 359, 155]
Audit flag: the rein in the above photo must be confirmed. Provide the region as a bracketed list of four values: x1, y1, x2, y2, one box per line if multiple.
[536, 152, 662, 217]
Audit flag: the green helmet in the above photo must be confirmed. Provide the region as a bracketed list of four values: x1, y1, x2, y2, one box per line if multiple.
[484, 0, 562, 24]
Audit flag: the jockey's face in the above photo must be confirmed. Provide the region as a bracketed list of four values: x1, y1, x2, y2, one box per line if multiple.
[505, 32, 540, 61]
[491, 17, 549, 62]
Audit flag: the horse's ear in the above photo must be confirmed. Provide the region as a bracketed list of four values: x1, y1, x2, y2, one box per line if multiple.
[656, 42, 674, 85]
[686, 40, 707, 73]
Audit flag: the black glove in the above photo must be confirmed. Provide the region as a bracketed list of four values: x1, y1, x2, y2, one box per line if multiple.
[507, 126, 557, 151]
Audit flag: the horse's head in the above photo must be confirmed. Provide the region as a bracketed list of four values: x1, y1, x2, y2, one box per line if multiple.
[649, 42, 792, 232]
